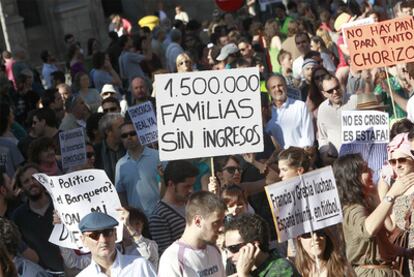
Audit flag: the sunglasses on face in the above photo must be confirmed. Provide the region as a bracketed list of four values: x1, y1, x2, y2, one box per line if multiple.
[103, 107, 118, 113]
[389, 157, 413, 166]
[300, 230, 326, 239]
[86, 152, 95, 159]
[178, 60, 191, 66]
[224, 166, 242, 175]
[85, 229, 114, 240]
[324, 85, 340, 94]
[226, 242, 246, 254]
[121, 131, 137, 139]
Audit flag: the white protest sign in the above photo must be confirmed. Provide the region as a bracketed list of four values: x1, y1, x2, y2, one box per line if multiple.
[341, 110, 389, 144]
[342, 17, 374, 47]
[127, 101, 158, 145]
[59, 128, 86, 170]
[265, 166, 343, 242]
[33, 169, 123, 249]
[155, 67, 263, 161]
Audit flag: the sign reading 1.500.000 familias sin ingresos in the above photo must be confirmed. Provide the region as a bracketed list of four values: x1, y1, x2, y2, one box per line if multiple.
[155, 67, 264, 161]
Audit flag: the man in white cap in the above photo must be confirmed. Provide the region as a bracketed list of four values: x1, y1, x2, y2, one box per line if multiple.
[98, 84, 128, 115]
[78, 212, 156, 276]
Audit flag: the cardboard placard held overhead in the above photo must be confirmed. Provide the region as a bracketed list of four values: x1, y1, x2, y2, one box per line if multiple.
[59, 128, 86, 170]
[128, 101, 158, 145]
[265, 166, 343, 242]
[345, 16, 414, 70]
[155, 67, 263, 161]
[341, 110, 389, 144]
[33, 169, 123, 250]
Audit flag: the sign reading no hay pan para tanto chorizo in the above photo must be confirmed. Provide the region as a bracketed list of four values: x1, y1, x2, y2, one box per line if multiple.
[33, 169, 123, 250]
[265, 166, 343, 242]
[345, 16, 414, 70]
[155, 67, 264, 161]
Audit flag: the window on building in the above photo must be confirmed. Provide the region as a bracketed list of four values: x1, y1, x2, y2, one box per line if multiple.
[17, 0, 42, 28]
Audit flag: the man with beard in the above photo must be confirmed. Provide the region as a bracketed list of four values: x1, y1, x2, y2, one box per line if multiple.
[115, 121, 160, 217]
[158, 191, 226, 276]
[11, 164, 63, 273]
[77, 212, 156, 276]
[149, 160, 198, 255]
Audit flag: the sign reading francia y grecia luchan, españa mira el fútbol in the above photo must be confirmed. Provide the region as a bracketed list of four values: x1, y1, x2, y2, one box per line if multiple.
[265, 166, 343, 242]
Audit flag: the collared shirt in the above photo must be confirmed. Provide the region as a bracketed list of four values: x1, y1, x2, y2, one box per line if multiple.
[317, 94, 357, 153]
[115, 147, 160, 216]
[265, 97, 314, 149]
[41, 63, 58, 89]
[77, 250, 156, 277]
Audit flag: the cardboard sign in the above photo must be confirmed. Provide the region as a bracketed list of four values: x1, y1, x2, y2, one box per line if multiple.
[342, 110, 389, 144]
[128, 102, 158, 145]
[155, 67, 264, 161]
[265, 167, 343, 242]
[59, 128, 86, 170]
[345, 16, 414, 70]
[33, 169, 123, 249]
[342, 17, 375, 47]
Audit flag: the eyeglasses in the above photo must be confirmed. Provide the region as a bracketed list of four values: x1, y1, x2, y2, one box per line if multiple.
[300, 230, 326, 239]
[178, 60, 191, 66]
[226, 242, 246, 254]
[103, 107, 118, 113]
[389, 157, 413, 166]
[84, 229, 114, 241]
[121, 131, 137, 139]
[223, 166, 242, 175]
[86, 152, 95, 159]
[324, 85, 340, 94]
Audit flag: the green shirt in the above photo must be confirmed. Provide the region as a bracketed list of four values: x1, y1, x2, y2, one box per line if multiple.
[374, 76, 407, 120]
[251, 250, 301, 277]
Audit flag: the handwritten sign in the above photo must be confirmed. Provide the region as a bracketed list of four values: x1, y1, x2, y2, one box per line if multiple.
[128, 102, 158, 145]
[342, 17, 375, 47]
[59, 128, 86, 170]
[345, 16, 414, 70]
[265, 167, 343, 242]
[33, 169, 123, 249]
[342, 110, 389, 144]
[155, 67, 263, 161]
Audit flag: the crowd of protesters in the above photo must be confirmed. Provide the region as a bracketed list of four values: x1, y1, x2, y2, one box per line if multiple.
[2, 0, 414, 276]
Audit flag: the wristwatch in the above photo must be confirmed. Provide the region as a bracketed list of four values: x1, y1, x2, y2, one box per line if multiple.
[383, 195, 395, 203]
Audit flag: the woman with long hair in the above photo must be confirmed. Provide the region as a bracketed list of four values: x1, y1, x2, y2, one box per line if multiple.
[334, 153, 414, 276]
[295, 228, 355, 277]
[306, 66, 329, 117]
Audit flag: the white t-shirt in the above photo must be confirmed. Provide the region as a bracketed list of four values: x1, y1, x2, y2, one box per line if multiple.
[158, 241, 225, 277]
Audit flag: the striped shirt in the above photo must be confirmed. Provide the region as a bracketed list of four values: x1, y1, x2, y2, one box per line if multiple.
[149, 201, 186, 255]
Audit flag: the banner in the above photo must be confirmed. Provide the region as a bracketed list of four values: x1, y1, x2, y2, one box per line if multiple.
[341, 110, 389, 144]
[155, 67, 263, 161]
[59, 128, 86, 170]
[265, 166, 343, 242]
[128, 101, 158, 145]
[345, 16, 414, 70]
[33, 169, 123, 249]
